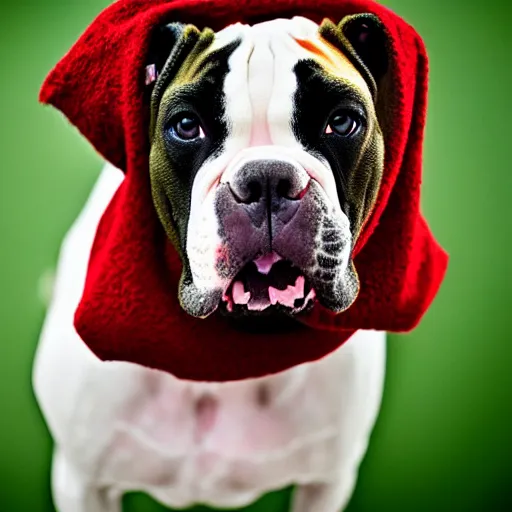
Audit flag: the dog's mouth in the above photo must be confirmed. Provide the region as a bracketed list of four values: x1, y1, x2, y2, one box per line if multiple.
[220, 252, 316, 316]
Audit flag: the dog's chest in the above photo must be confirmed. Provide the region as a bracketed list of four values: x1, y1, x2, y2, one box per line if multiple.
[93, 362, 342, 506]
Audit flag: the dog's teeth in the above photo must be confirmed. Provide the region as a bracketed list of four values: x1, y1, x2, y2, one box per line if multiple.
[292, 276, 305, 298]
[253, 252, 282, 275]
[232, 281, 251, 305]
[268, 287, 295, 308]
[290, 287, 316, 313]
[247, 298, 271, 311]
[268, 276, 306, 308]
[267, 277, 301, 308]
[268, 287, 281, 306]
[304, 288, 316, 304]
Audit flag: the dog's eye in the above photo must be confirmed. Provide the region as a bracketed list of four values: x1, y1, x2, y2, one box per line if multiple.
[172, 115, 205, 141]
[325, 111, 360, 137]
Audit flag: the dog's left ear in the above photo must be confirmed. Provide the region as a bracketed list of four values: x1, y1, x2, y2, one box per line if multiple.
[320, 13, 389, 98]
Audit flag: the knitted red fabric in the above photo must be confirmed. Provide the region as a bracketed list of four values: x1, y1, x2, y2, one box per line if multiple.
[40, 0, 448, 381]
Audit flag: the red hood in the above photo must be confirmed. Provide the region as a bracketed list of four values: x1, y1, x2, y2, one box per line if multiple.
[40, 0, 448, 381]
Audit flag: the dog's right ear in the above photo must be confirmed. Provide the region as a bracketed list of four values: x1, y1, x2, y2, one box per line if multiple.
[319, 14, 390, 100]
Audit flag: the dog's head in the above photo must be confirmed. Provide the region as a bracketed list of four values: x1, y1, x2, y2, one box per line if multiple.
[148, 14, 389, 320]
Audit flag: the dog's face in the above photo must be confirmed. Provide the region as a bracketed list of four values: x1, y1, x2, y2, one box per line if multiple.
[148, 15, 388, 319]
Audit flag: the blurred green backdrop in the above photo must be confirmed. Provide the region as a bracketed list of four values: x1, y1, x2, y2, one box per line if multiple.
[0, 0, 511, 511]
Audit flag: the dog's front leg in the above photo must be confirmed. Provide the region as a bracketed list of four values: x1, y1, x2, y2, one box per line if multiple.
[292, 473, 356, 512]
[52, 448, 121, 512]
[290, 330, 387, 512]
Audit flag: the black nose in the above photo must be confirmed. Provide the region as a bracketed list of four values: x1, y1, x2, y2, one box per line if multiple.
[228, 160, 309, 229]
[230, 160, 306, 203]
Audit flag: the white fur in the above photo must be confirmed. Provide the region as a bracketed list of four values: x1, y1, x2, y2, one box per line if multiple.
[33, 163, 386, 511]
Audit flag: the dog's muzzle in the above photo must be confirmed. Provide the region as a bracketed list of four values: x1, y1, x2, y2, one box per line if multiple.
[215, 158, 328, 315]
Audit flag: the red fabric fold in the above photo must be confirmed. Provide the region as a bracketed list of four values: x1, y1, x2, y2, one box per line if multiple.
[40, 0, 448, 381]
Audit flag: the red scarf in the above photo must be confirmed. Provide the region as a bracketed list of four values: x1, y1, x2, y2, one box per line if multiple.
[40, 0, 448, 381]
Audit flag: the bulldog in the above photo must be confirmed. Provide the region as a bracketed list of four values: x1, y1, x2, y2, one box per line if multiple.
[34, 14, 389, 512]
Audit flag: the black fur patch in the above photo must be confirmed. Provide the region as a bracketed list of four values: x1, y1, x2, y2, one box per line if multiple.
[153, 41, 240, 256]
[292, 58, 372, 234]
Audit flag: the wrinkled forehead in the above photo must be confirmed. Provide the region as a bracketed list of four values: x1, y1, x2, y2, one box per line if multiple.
[210, 16, 372, 100]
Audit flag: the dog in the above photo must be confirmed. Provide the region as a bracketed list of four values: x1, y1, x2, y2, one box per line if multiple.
[34, 15, 389, 512]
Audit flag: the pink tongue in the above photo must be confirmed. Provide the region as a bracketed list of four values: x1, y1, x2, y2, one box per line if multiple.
[268, 276, 305, 308]
[253, 252, 282, 275]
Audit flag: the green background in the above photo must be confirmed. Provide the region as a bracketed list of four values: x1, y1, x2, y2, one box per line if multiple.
[0, 0, 511, 510]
